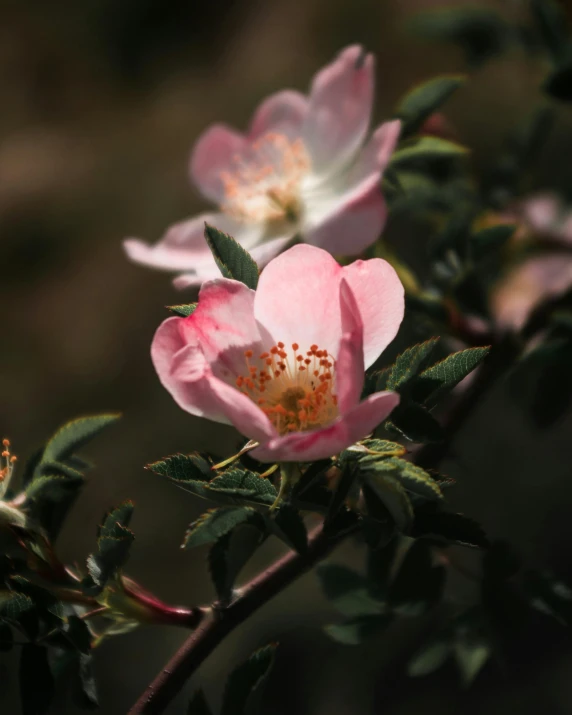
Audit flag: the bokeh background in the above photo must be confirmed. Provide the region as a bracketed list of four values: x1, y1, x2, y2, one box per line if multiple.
[3, 0, 572, 712]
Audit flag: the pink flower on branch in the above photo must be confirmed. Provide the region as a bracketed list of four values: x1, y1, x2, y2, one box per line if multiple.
[152, 245, 404, 462]
[124, 46, 401, 289]
[492, 194, 572, 331]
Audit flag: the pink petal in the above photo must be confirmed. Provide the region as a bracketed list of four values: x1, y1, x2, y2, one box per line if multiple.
[190, 124, 246, 204]
[343, 254, 405, 368]
[519, 194, 560, 234]
[492, 253, 572, 331]
[335, 279, 365, 412]
[123, 214, 216, 272]
[254, 244, 404, 368]
[178, 278, 264, 378]
[303, 45, 374, 176]
[151, 278, 264, 413]
[249, 90, 308, 139]
[169, 344, 276, 441]
[347, 119, 402, 185]
[251, 391, 400, 462]
[254, 244, 344, 357]
[303, 173, 387, 256]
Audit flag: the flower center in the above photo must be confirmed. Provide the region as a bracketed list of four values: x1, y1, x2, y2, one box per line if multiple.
[235, 342, 339, 435]
[220, 133, 311, 224]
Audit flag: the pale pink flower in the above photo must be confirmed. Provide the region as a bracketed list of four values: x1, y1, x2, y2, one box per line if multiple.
[124, 46, 401, 289]
[151, 244, 404, 462]
[492, 194, 572, 331]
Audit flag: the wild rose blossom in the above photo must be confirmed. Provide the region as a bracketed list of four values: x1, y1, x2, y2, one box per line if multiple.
[152, 244, 404, 462]
[124, 46, 401, 289]
[491, 194, 572, 331]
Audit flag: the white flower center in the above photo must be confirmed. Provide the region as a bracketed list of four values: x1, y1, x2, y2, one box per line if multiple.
[235, 342, 339, 435]
[220, 133, 311, 224]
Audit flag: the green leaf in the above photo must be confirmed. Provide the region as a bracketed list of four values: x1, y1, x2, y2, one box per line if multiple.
[454, 637, 491, 686]
[204, 223, 259, 289]
[184, 507, 255, 549]
[85, 502, 135, 592]
[0, 591, 34, 621]
[147, 453, 212, 481]
[361, 471, 413, 532]
[389, 539, 445, 615]
[471, 224, 516, 261]
[524, 570, 572, 625]
[391, 137, 468, 166]
[74, 652, 99, 709]
[41, 414, 120, 467]
[25, 473, 84, 503]
[360, 457, 443, 502]
[269, 504, 307, 554]
[147, 453, 213, 502]
[360, 439, 406, 457]
[387, 339, 440, 392]
[412, 347, 490, 406]
[412, 509, 489, 548]
[387, 401, 445, 443]
[396, 75, 466, 137]
[408, 638, 451, 676]
[168, 303, 197, 317]
[208, 469, 278, 506]
[316, 564, 383, 618]
[324, 613, 392, 646]
[188, 690, 213, 715]
[209, 518, 266, 603]
[220, 644, 276, 715]
[19, 643, 54, 715]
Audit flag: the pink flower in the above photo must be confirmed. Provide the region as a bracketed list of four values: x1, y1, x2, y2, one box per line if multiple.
[124, 46, 401, 289]
[151, 244, 404, 462]
[491, 194, 572, 331]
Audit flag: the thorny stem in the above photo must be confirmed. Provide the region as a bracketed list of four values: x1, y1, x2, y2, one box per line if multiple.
[127, 521, 359, 715]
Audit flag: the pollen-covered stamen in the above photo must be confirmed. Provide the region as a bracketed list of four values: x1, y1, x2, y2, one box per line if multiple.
[235, 342, 339, 435]
[220, 133, 311, 224]
[0, 438, 17, 494]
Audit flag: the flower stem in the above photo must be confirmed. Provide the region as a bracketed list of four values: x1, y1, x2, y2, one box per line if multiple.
[127, 521, 358, 715]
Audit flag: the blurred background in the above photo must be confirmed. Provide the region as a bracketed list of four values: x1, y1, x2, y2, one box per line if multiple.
[3, 0, 572, 712]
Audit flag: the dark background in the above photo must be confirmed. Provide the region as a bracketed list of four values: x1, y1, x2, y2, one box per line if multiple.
[3, 0, 572, 712]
